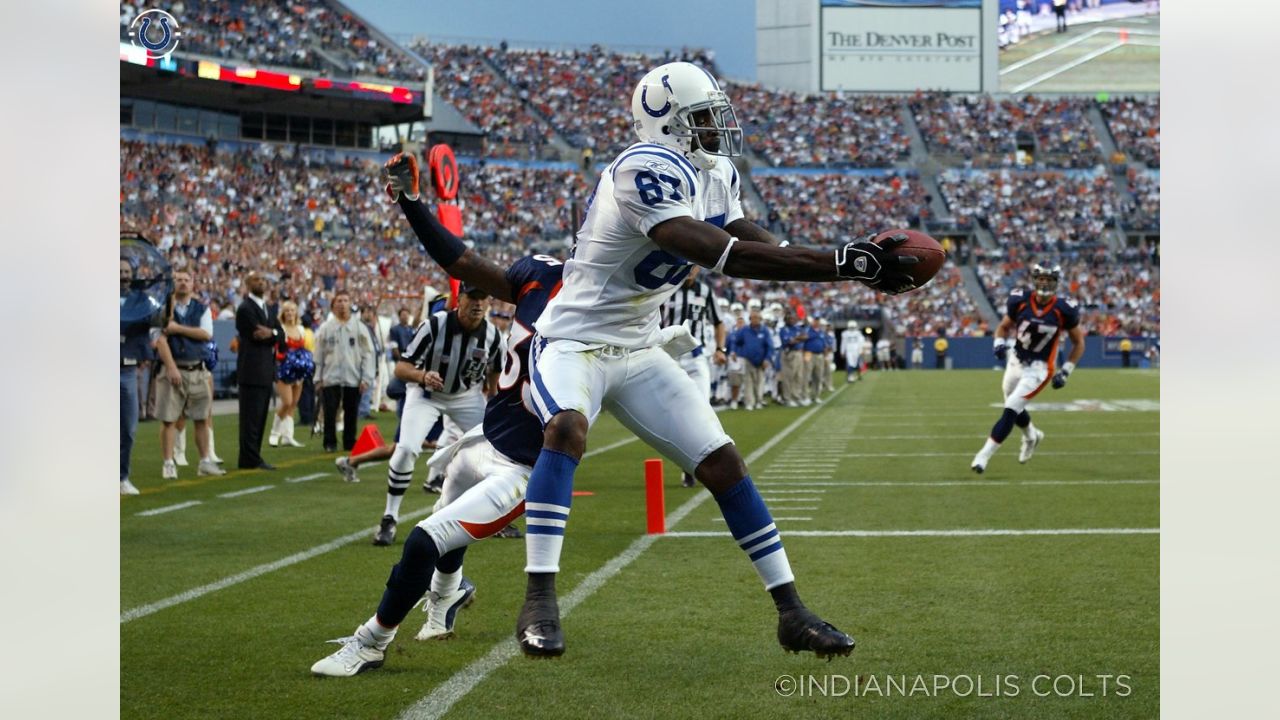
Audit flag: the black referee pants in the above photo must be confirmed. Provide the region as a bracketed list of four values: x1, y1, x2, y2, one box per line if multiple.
[322, 385, 361, 451]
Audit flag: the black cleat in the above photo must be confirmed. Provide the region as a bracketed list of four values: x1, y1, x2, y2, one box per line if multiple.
[681, 472, 696, 488]
[423, 474, 444, 495]
[373, 515, 397, 546]
[516, 596, 565, 657]
[970, 462, 985, 475]
[777, 607, 856, 660]
[494, 523, 523, 539]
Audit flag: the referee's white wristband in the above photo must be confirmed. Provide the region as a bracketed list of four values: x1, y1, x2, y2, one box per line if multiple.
[711, 237, 738, 274]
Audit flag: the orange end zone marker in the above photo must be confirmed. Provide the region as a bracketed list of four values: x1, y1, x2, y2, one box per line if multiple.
[571, 491, 595, 497]
[645, 458, 665, 535]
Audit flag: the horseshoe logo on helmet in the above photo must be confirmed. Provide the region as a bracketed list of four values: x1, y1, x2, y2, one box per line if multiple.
[640, 74, 673, 118]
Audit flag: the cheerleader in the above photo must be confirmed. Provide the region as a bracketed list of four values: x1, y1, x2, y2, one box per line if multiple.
[270, 300, 315, 447]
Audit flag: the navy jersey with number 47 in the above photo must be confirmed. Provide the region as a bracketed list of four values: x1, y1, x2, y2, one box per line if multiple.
[483, 254, 565, 466]
[1005, 288, 1080, 365]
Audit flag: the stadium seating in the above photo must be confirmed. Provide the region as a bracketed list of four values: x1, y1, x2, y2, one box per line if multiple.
[725, 83, 910, 168]
[909, 94, 1103, 168]
[1100, 97, 1160, 168]
[936, 169, 1118, 253]
[483, 45, 718, 156]
[410, 44, 557, 158]
[120, 0, 426, 80]
[1123, 170, 1160, 232]
[973, 247, 1160, 336]
[119, 138, 581, 317]
[752, 173, 930, 246]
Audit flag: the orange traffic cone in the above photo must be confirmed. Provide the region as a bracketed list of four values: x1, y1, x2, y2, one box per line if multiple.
[350, 425, 386, 458]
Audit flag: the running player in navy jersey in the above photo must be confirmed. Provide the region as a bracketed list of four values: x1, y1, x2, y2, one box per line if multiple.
[971, 263, 1086, 474]
[311, 153, 590, 676]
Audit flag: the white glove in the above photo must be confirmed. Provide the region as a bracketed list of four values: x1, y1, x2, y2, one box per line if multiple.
[657, 322, 698, 358]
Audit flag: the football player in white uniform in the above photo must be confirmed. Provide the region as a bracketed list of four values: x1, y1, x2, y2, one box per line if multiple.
[517, 62, 920, 659]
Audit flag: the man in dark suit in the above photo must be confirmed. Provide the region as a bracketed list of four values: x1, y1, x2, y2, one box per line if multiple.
[236, 272, 282, 469]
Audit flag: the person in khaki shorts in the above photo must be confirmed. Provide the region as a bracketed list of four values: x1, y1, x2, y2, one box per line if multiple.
[155, 270, 225, 479]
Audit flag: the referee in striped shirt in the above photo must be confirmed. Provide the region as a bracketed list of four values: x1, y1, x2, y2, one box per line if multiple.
[659, 266, 727, 487]
[375, 282, 505, 545]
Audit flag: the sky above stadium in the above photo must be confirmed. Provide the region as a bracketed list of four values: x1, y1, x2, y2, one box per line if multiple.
[345, 0, 758, 81]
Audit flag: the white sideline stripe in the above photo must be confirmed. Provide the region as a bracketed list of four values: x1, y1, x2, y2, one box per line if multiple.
[761, 498, 822, 503]
[135, 500, 202, 517]
[123, 436, 642, 626]
[395, 386, 849, 720]
[1000, 27, 1159, 75]
[842, 450, 1157, 458]
[1011, 40, 1126, 93]
[285, 472, 329, 484]
[847, 432, 1158, 440]
[714, 517, 812, 523]
[217, 485, 275, 498]
[757, 489, 828, 494]
[758, 480, 1158, 488]
[668, 528, 1159, 538]
[120, 506, 435, 624]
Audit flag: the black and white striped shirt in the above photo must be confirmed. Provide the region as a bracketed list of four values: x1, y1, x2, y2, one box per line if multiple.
[660, 278, 723, 351]
[403, 310, 505, 395]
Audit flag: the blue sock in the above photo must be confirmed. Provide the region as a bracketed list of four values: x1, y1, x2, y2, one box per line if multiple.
[990, 408, 1019, 444]
[713, 476, 795, 590]
[524, 449, 578, 574]
[375, 527, 440, 628]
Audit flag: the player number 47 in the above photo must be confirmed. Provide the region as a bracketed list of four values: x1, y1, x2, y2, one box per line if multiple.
[1016, 320, 1056, 352]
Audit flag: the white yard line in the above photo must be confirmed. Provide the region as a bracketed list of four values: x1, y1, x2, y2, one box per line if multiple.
[395, 387, 850, 720]
[135, 501, 203, 517]
[1010, 39, 1126, 93]
[285, 472, 330, 484]
[1001, 27, 1159, 76]
[713, 517, 812, 523]
[217, 485, 275, 499]
[121, 506, 434, 624]
[121, 436, 642, 625]
[757, 480, 1158, 487]
[842, 450, 1157, 458]
[846, 432, 1158, 440]
[667, 528, 1158, 538]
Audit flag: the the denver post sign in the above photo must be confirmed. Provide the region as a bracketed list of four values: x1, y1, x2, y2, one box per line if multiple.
[820, 1, 984, 92]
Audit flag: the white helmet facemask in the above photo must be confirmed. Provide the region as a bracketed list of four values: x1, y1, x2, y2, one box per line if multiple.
[632, 62, 744, 170]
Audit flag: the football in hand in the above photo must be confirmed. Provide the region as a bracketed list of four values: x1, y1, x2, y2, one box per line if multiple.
[875, 229, 946, 290]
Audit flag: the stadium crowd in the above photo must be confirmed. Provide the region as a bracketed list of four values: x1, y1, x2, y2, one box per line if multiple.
[937, 169, 1118, 253]
[726, 84, 910, 168]
[753, 173, 930, 245]
[1122, 170, 1160, 232]
[973, 246, 1159, 336]
[483, 45, 718, 156]
[409, 44, 556, 158]
[1100, 96, 1160, 168]
[119, 139, 583, 321]
[120, 0, 426, 81]
[909, 94, 1103, 169]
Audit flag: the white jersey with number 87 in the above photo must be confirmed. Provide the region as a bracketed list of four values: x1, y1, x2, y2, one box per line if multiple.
[535, 142, 743, 349]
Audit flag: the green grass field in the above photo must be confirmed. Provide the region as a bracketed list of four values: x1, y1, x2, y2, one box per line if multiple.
[121, 368, 1159, 719]
[1001, 15, 1160, 93]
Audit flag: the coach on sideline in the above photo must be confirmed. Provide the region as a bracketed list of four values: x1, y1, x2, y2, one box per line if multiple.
[236, 272, 283, 470]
